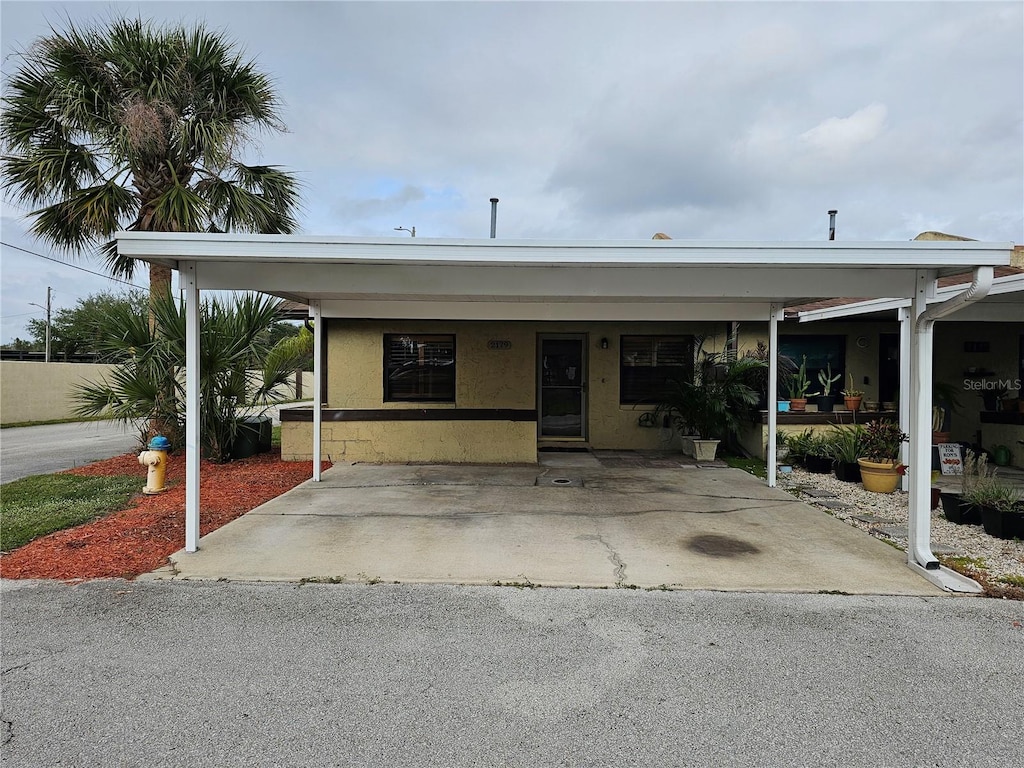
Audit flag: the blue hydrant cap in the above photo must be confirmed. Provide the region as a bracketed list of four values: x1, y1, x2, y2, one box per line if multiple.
[148, 435, 171, 451]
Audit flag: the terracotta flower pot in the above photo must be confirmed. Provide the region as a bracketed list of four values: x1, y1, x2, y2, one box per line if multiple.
[844, 396, 862, 412]
[857, 458, 901, 493]
[789, 398, 807, 412]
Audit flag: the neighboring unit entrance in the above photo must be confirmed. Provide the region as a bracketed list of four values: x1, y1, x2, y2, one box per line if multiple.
[538, 335, 587, 439]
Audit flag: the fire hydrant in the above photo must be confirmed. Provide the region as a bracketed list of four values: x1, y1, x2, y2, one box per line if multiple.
[138, 435, 171, 495]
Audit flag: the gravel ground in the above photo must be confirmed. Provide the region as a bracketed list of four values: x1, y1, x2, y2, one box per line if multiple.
[778, 467, 1024, 584]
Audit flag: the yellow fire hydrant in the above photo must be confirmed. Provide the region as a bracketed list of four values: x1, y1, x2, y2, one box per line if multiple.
[138, 435, 171, 495]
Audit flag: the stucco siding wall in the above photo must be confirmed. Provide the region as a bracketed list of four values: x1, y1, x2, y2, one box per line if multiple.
[301, 319, 725, 462]
[1, 361, 115, 424]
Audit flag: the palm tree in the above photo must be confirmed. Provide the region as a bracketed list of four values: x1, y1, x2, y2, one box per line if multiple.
[73, 292, 309, 462]
[1, 17, 301, 308]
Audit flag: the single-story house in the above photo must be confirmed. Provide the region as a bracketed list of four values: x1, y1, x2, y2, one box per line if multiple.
[116, 232, 1015, 592]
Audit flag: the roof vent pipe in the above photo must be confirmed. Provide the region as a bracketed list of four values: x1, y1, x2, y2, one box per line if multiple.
[828, 210, 838, 241]
[490, 198, 499, 238]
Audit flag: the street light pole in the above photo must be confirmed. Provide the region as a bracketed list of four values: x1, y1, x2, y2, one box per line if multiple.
[394, 226, 416, 237]
[29, 286, 52, 362]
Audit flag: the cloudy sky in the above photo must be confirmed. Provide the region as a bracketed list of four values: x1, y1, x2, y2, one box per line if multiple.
[1, 0, 1022, 344]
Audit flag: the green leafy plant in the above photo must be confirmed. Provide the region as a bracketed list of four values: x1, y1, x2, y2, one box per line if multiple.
[807, 432, 835, 459]
[785, 428, 815, 465]
[73, 292, 307, 462]
[825, 424, 865, 464]
[654, 337, 765, 440]
[858, 420, 909, 464]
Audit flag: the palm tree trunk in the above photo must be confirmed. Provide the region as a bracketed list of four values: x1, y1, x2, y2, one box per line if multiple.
[148, 261, 180, 446]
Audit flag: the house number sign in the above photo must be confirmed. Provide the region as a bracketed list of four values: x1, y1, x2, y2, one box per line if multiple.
[488, 340, 512, 350]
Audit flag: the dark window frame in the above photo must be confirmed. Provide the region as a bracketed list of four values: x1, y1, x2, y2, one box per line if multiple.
[619, 335, 694, 405]
[383, 334, 456, 403]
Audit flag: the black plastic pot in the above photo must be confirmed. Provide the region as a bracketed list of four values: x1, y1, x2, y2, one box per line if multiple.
[230, 415, 273, 460]
[980, 505, 1024, 539]
[941, 492, 980, 525]
[805, 455, 833, 474]
[817, 395, 835, 413]
[833, 461, 862, 483]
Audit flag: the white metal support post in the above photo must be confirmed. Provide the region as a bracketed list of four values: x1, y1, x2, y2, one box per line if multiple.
[767, 303, 783, 487]
[182, 261, 201, 553]
[312, 300, 322, 482]
[908, 270, 937, 570]
[898, 307, 912, 492]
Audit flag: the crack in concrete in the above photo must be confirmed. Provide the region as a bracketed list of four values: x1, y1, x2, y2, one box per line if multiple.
[580, 534, 628, 586]
[1, 712, 12, 746]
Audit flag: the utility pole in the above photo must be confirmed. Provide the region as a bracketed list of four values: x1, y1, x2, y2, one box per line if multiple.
[29, 286, 52, 362]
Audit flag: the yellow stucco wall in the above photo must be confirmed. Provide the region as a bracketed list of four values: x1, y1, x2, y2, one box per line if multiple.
[282, 319, 725, 462]
[1, 361, 115, 424]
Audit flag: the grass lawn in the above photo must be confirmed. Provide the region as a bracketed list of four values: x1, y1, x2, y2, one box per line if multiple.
[722, 454, 768, 479]
[0, 473, 140, 552]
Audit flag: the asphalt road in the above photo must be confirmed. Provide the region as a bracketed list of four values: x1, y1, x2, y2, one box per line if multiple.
[2, 581, 1022, 767]
[0, 421, 140, 484]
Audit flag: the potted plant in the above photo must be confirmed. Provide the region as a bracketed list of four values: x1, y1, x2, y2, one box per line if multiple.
[841, 373, 863, 412]
[941, 449, 990, 524]
[816, 363, 840, 413]
[857, 419, 908, 493]
[787, 356, 811, 412]
[785, 428, 814, 467]
[827, 424, 865, 482]
[931, 406, 950, 444]
[804, 433, 835, 474]
[655, 340, 765, 461]
[972, 482, 1024, 540]
[774, 429, 790, 462]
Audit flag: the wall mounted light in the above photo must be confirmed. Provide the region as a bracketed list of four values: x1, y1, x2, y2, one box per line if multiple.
[600, 337, 609, 350]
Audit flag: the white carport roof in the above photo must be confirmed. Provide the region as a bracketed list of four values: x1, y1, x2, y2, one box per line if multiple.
[116, 233, 1011, 321]
[116, 232, 1014, 595]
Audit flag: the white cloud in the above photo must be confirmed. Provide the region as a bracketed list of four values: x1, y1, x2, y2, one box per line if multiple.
[799, 103, 889, 155]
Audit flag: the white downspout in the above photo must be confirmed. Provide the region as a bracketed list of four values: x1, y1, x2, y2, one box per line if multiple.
[766, 304, 783, 487]
[182, 261, 200, 553]
[312, 300, 322, 482]
[908, 266, 992, 584]
[898, 307, 911, 492]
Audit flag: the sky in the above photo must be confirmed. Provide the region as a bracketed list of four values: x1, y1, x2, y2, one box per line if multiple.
[1, 0, 1022, 344]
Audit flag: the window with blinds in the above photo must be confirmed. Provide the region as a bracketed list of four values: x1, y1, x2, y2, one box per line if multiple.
[620, 335, 693, 404]
[384, 334, 456, 402]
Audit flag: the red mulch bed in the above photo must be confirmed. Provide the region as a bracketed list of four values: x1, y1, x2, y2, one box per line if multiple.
[0, 450, 330, 582]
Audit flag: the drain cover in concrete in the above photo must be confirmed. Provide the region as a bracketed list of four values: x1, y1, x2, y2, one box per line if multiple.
[536, 476, 583, 487]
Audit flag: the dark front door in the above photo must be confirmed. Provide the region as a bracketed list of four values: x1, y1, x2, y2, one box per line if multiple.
[878, 333, 900, 404]
[538, 335, 586, 438]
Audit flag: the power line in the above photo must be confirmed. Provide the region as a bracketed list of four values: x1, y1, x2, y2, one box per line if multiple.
[0, 240, 148, 291]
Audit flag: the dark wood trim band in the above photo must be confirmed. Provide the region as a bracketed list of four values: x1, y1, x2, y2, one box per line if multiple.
[280, 407, 537, 423]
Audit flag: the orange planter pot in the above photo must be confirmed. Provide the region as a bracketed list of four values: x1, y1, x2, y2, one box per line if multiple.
[857, 458, 901, 493]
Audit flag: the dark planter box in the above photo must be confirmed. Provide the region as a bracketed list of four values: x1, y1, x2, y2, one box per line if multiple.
[833, 461, 862, 483]
[940, 493, 980, 524]
[817, 395, 835, 413]
[230, 415, 273, 460]
[979, 505, 1024, 539]
[805, 455, 833, 474]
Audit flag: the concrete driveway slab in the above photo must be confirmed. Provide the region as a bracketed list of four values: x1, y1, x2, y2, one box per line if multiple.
[148, 463, 946, 595]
